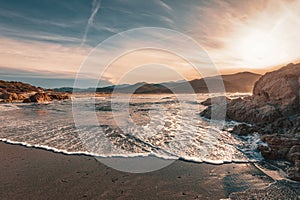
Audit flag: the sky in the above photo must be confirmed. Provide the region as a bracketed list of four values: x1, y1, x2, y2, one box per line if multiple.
[1, 0, 300, 88]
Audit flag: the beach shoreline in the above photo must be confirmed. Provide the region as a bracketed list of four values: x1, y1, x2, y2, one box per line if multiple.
[1, 141, 291, 200]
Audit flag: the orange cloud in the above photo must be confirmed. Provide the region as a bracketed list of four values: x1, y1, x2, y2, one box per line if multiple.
[0, 37, 90, 77]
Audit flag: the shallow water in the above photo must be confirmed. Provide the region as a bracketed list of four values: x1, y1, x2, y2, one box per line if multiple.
[0, 93, 263, 164]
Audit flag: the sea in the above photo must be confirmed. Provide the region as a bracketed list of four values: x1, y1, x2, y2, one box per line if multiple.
[0, 93, 264, 166]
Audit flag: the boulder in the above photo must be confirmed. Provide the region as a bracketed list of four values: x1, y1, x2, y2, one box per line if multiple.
[22, 92, 71, 103]
[201, 63, 300, 124]
[201, 63, 300, 182]
[258, 134, 300, 160]
[26, 93, 52, 103]
[253, 64, 300, 116]
[22, 98, 31, 103]
[287, 145, 300, 163]
[230, 123, 258, 136]
[200, 96, 230, 106]
[17, 93, 28, 100]
[287, 160, 300, 181]
[49, 93, 71, 101]
[0, 92, 18, 102]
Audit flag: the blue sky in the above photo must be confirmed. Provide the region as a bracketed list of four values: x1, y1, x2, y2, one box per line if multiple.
[1, 0, 300, 88]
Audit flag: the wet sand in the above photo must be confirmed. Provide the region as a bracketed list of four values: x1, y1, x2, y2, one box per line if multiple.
[0, 141, 297, 200]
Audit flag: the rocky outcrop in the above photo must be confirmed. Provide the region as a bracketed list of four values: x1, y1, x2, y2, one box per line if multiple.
[200, 63, 300, 181]
[253, 63, 300, 116]
[200, 96, 230, 106]
[24, 93, 52, 103]
[48, 93, 70, 101]
[258, 134, 300, 160]
[22, 92, 71, 103]
[201, 63, 300, 124]
[0, 80, 42, 93]
[0, 80, 71, 103]
[287, 160, 300, 181]
[230, 123, 259, 136]
[0, 92, 18, 103]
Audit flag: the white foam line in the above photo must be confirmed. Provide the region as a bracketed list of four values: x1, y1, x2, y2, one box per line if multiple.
[0, 139, 257, 165]
[0, 138, 178, 160]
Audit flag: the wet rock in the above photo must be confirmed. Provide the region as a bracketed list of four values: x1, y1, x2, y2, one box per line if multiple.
[26, 93, 52, 103]
[287, 160, 300, 181]
[49, 93, 71, 101]
[230, 123, 258, 136]
[17, 93, 29, 101]
[287, 145, 300, 163]
[200, 96, 230, 106]
[200, 103, 227, 120]
[201, 63, 300, 124]
[22, 98, 31, 103]
[22, 92, 70, 103]
[0, 80, 70, 103]
[258, 134, 300, 161]
[0, 92, 18, 102]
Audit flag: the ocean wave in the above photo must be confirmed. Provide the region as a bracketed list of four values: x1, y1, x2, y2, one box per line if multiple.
[0, 137, 259, 165]
[0, 94, 264, 167]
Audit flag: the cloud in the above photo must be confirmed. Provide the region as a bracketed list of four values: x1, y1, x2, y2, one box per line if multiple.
[81, 0, 101, 46]
[0, 37, 91, 76]
[157, 0, 173, 12]
[2, 0, 300, 86]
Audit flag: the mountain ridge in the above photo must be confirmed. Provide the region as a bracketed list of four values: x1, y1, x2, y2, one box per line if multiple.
[55, 71, 261, 94]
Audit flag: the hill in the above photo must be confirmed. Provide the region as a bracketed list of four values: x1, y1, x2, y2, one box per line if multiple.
[91, 72, 261, 94]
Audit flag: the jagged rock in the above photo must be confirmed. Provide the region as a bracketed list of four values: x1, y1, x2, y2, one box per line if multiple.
[22, 92, 71, 103]
[287, 160, 300, 181]
[0, 80, 71, 103]
[258, 134, 300, 160]
[200, 96, 230, 106]
[201, 63, 300, 124]
[200, 63, 300, 181]
[26, 93, 52, 103]
[49, 93, 70, 101]
[22, 98, 31, 103]
[0, 80, 41, 94]
[230, 123, 258, 136]
[287, 145, 300, 163]
[17, 93, 28, 100]
[253, 64, 300, 116]
[0, 92, 18, 102]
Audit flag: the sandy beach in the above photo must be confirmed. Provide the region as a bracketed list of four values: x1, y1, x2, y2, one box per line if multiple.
[2, 141, 295, 200]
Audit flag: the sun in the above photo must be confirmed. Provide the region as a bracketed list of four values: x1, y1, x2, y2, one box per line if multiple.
[239, 30, 282, 68]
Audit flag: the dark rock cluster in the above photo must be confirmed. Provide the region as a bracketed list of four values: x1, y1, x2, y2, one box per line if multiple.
[0, 80, 70, 103]
[201, 63, 300, 181]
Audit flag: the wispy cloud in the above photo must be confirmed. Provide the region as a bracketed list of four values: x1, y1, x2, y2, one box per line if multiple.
[0, 25, 82, 44]
[157, 0, 173, 12]
[81, 0, 101, 46]
[0, 37, 90, 75]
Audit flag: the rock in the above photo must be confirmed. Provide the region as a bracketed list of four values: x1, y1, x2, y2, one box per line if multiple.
[27, 93, 52, 103]
[0, 92, 18, 101]
[49, 93, 71, 101]
[22, 98, 31, 103]
[287, 145, 300, 163]
[287, 160, 300, 181]
[200, 96, 230, 106]
[22, 92, 71, 103]
[201, 63, 300, 124]
[0, 80, 40, 94]
[253, 64, 300, 116]
[201, 63, 300, 181]
[258, 134, 300, 160]
[17, 93, 28, 100]
[200, 103, 227, 120]
[230, 123, 258, 136]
